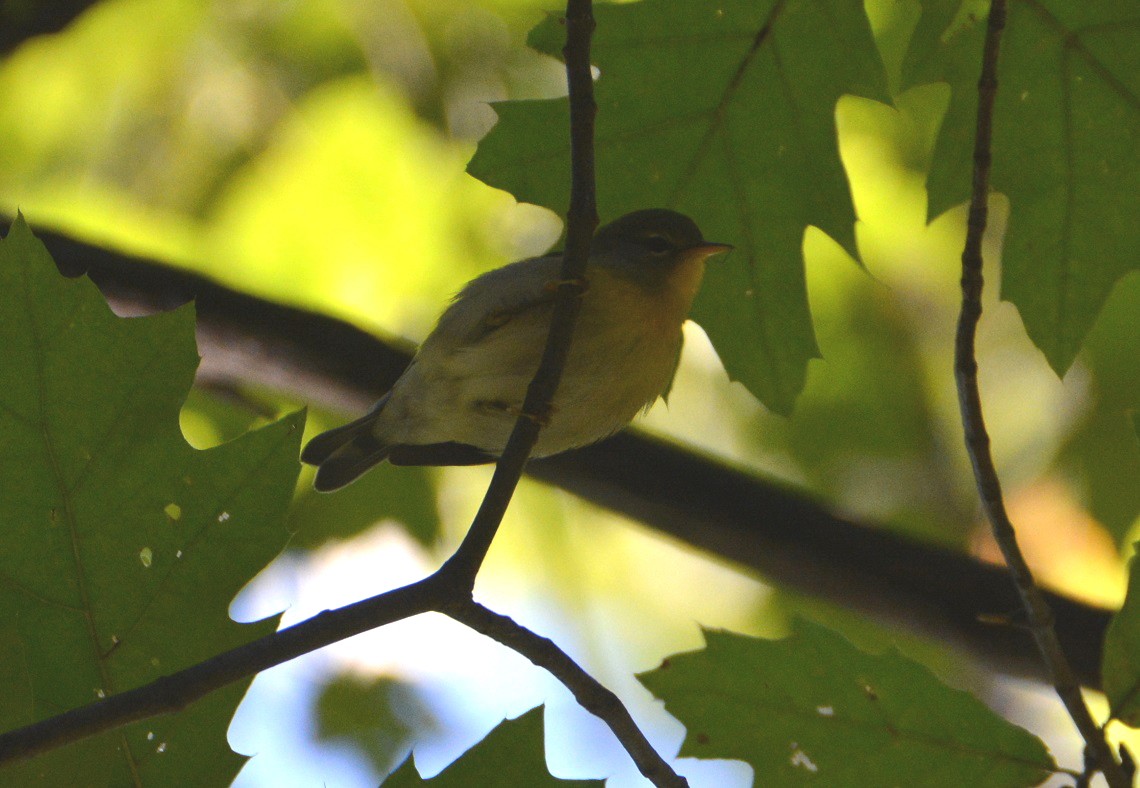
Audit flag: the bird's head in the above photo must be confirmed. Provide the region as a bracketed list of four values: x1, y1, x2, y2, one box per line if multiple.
[591, 209, 732, 298]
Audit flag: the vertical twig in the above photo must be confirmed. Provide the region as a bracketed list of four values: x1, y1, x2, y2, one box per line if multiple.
[439, 0, 599, 587]
[953, 3, 1126, 785]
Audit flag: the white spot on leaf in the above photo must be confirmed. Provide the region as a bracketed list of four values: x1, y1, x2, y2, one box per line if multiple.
[790, 743, 818, 772]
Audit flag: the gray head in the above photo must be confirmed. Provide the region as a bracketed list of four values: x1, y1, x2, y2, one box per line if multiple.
[590, 209, 730, 285]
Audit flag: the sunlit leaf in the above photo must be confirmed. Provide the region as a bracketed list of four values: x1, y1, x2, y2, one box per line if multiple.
[383, 706, 601, 786]
[639, 620, 1056, 786]
[902, 1, 1140, 372]
[0, 217, 303, 783]
[470, 0, 890, 414]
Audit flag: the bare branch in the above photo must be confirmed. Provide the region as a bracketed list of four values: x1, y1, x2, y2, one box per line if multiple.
[440, 0, 598, 585]
[447, 601, 687, 788]
[0, 578, 446, 765]
[952, 3, 1126, 785]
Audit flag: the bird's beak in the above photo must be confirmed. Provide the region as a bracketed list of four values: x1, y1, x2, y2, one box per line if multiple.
[682, 242, 733, 262]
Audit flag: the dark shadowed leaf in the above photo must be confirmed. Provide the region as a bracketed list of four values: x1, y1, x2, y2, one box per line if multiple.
[382, 706, 602, 786]
[639, 620, 1056, 786]
[0, 217, 303, 784]
[902, 1, 1140, 372]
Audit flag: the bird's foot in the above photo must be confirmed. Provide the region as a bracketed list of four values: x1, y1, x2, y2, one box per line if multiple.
[543, 276, 589, 296]
[520, 402, 554, 427]
[476, 399, 554, 427]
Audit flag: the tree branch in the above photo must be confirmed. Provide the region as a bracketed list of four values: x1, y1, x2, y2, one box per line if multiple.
[0, 577, 446, 765]
[952, 3, 1125, 785]
[440, 0, 598, 586]
[446, 601, 686, 788]
[2, 215, 1115, 685]
[0, 1, 98, 55]
[0, 3, 690, 782]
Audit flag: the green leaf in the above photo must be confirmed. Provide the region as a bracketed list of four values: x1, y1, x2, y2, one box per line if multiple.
[1103, 542, 1140, 726]
[638, 620, 1056, 786]
[382, 706, 601, 787]
[0, 216, 303, 783]
[469, 0, 890, 414]
[901, 1, 1140, 372]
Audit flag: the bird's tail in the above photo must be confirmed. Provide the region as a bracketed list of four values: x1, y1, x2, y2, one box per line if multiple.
[301, 395, 391, 492]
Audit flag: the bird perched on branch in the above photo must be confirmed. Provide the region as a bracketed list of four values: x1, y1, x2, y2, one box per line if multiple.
[302, 209, 731, 491]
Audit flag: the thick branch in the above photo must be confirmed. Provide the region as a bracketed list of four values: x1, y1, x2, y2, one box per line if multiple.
[0, 1, 97, 55]
[952, 3, 1125, 785]
[447, 601, 686, 788]
[4, 216, 1114, 685]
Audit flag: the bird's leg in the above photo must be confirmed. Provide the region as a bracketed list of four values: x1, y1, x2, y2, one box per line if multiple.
[521, 402, 555, 427]
[543, 276, 589, 296]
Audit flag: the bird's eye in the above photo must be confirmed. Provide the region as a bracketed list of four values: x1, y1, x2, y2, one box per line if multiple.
[641, 234, 674, 254]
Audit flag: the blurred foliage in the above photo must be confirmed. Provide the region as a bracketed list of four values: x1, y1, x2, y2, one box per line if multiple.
[1059, 272, 1140, 545]
[0, 219, 303, 784]
[315, 674, 440, 778]
[0, 0, 561, 338]
[1104, 545, 1140, 727]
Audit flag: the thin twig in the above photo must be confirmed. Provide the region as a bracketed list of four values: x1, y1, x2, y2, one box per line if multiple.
[439, 0, 598, 587]
[446, 601, 688, 788]
[953, 3, 1126, 785]
[0, 577, 447, 765]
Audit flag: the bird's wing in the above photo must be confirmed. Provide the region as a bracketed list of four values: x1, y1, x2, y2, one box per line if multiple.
[422, 254, 564, 350]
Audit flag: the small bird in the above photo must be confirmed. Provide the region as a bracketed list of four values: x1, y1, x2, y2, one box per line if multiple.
[302, 209, 731, 491]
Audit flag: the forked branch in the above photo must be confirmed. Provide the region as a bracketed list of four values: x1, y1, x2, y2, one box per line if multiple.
[0, 1, 685, 785]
